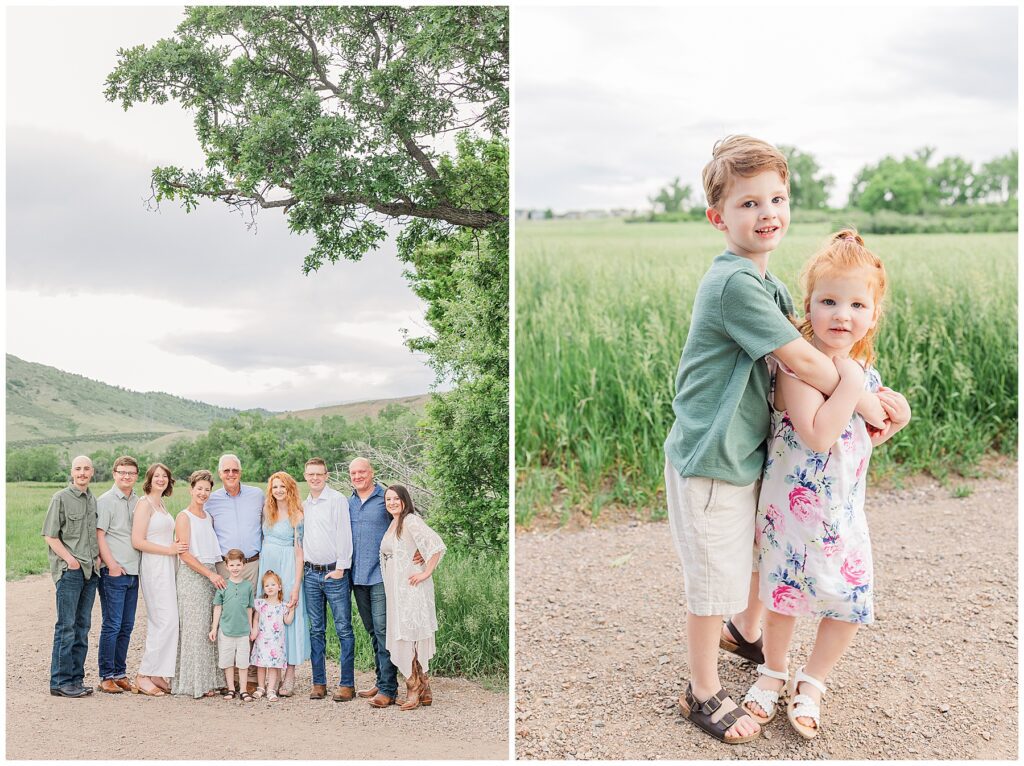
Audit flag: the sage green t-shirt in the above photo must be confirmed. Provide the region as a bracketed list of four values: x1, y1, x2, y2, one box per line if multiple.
[213, 579, 254, 637]
[664, 251, 801, 485]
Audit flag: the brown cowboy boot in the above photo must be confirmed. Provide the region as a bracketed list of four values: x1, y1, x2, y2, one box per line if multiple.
[418, 662, 432, 706]
[400, 661, 423, 711]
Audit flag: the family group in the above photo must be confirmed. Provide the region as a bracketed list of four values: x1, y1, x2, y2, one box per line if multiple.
[43, 452, 446, 711]
[664, 136, 912, 743]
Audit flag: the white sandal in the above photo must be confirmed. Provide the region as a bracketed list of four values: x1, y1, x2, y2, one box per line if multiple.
[787, 666, 827, 739]
[742, 664, 788, 724]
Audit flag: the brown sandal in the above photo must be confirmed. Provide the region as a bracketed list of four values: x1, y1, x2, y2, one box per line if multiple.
[679, 684, 759, 744]
[719, 619, 764, 664]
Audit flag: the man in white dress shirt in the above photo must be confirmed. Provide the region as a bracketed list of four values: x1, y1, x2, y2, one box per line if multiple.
[301, 458, 355, 701]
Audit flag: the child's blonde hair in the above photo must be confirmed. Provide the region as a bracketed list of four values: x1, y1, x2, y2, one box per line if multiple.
[261, 569, 284, 600]
[799, 229, 888, 366]
[702, 135, 790, 210]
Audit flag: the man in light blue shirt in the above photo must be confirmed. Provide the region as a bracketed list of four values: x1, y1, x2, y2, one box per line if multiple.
[205, 453, 263, 692]
[348, 457, 399, 707]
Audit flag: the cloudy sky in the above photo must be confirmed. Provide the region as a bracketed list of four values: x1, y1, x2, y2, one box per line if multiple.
[6, 6, 436, 411]
[516, 6, 1018, 212]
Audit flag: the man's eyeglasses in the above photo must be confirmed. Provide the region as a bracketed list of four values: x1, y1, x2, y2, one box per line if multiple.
[304, 472, 327, 479]
[114, 470, 138, 477]
[221, 469, 241, 474]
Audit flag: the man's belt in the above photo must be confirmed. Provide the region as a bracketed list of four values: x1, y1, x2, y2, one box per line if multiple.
[304, 561, 337, 573]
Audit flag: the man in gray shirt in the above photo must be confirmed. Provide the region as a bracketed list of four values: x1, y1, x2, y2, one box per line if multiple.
[95, 455, 142, 694]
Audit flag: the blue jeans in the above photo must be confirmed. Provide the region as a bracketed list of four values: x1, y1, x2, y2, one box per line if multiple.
[97, 569, 139, 680]
[353, 582, 397, 697]
[50, 567, 99, 689]
[303, 568, 355, 687]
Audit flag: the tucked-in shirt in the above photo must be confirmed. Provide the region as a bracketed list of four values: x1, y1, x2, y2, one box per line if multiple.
[303, 485, 353, 570]
[213, 579, 255, 637]
[41, 485, 99, 583]
[205, 484, 264, 558]
[664, 251, 802, 485]
[349, 484, 390, 586]
[96, 485, 141, 576]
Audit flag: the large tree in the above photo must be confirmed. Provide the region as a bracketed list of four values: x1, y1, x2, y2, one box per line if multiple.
[106, 6, 509, 549]
[778, 145, 834, 210]
[105, 5, 508, 267]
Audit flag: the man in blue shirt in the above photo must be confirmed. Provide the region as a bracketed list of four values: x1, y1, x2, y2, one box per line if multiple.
[348, 457, 399, 707]
[205, 453, 263, 693]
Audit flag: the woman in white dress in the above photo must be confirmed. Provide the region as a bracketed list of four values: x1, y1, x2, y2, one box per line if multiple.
[380, 484, 446, 711]
[131, 463, 185, 696]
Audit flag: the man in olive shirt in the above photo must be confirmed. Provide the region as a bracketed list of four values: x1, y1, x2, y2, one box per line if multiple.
[95, 455, 141, 694]
[42, 455, 101, 698]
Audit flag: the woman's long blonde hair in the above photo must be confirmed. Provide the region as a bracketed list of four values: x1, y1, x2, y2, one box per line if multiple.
[264, 471, 303, 529]
[798, 229, 887, 366]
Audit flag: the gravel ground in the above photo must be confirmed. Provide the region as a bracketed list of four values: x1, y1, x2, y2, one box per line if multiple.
[7, 575, 508, 760]
[515, 466, 1017, 760]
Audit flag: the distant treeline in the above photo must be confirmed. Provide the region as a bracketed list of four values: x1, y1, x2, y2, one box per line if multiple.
[7, 405, 420, 486]
[636, 146, 1018, 232]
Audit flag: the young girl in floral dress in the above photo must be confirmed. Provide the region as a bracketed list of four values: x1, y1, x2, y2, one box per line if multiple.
[742, 230, 911, 738]
[250, 570, 295, 701]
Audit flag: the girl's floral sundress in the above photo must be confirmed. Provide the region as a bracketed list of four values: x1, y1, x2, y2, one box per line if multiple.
[250, 598, 288, 669]
[756, 365, 881, 625]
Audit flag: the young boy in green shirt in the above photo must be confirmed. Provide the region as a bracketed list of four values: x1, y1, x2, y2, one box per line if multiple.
[210, 548, 255, 701]
[664, 136, 887, 743]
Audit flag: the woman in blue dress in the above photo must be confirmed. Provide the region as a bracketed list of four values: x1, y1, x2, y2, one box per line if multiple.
[258, 471, 311, 696]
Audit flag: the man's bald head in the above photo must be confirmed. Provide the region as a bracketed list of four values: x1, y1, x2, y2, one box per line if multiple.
[349, 457, 374, 495]
[70, 455, 94, 490]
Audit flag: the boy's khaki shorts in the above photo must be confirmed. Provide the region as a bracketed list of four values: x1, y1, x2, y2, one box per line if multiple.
[665, 458, 758, 616]
[217, 631, 250, 670]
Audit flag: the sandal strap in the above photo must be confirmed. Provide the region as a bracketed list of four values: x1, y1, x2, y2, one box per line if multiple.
[794, 667, 827, 696]
[755, 663, 789, 682]
[681, 684, 752, 743]
[743, 684, 780, 716]
[791, 693, 821, 724]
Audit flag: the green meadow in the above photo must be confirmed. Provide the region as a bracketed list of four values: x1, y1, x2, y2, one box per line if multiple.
[8, 481, 507, 684]
[515, 219, 1017, 524]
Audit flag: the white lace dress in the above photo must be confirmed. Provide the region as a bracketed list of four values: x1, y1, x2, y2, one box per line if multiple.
[379, 514, 447, 677]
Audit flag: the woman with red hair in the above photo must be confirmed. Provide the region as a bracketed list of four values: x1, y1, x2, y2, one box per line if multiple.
[255, 472, 310, 698]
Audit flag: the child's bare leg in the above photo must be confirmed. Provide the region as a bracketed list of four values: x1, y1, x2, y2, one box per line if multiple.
[688, 612, 760, 739]
[257, 666, 267, 691]
[267, 668, 280, 693]
[745, 609, 796, 717]
[223, 668, 235, 693]
[723, 571, 764, 644]
[797, 618, 859, 727]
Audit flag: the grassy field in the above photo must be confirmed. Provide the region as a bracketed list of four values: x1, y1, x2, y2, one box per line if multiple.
[8, 481, 508, 683]
[515, 219, 1017, 524]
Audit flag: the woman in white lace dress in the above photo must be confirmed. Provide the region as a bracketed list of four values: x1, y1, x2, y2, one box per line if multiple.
[379, 484, 446, 710]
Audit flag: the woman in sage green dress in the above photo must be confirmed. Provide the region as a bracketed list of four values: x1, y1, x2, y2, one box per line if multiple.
[172, 470, 225, 698]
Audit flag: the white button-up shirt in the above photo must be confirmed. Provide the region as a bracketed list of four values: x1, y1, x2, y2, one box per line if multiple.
[302, 485, 353, 570]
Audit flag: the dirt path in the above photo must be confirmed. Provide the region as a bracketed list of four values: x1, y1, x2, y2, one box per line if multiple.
[515, 468, 1017, 760]
[7, 576, 508, 760]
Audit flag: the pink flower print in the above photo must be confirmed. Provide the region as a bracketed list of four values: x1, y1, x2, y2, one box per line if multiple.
[841, 551, 869, 586]
[822, 538, 844, 558]
[855, 456, 868, 480]
[765, 504, 785, 534]
[788, 486, 824, 525]
[771, 584, 808, 614]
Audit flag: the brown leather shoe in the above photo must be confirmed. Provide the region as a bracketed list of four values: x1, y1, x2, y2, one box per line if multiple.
[420, 675, 433, 706]
[332, 686, 356, 702]
[309, 684, 327, 700]
[97, 679, 123, 694]
[357, 686, 379, 698]
[113, 678, 133, 692]
[368, 693, 396, 708]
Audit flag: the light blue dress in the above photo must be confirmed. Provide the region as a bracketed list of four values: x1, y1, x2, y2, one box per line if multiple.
[257, 518, 311, 665]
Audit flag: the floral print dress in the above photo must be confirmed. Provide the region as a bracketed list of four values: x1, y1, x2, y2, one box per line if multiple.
[756, 366, 881, 625]
[250, 599, 288, 669]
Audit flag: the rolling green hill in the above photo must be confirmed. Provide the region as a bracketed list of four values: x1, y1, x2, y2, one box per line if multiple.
[282, 394, 431, 422]
[6, 354, 241, 449]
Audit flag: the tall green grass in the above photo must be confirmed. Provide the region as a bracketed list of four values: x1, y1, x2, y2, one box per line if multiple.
[515, 220, 1017, 522]
[7, 482, 508, 682]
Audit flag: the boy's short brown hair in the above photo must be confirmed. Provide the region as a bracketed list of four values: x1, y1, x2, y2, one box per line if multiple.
[112, 455, 139, 473]
[304, 457, 327, 470]
[702, 135, 790, 210]
[225, 549, 246, 563]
